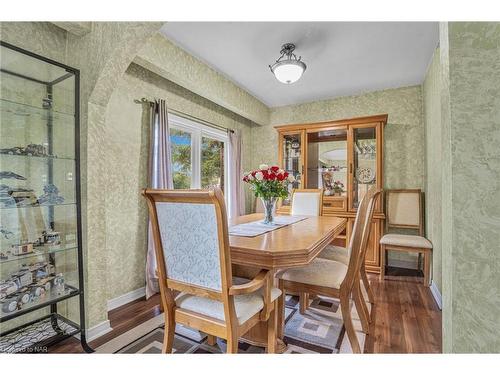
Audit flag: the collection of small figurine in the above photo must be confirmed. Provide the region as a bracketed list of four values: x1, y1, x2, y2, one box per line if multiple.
[0, 229, 61, 261]
[0, 142, 70, 316]
[0, 261, 65, 314]
[0, 144, 55, 158]
[0, 171, 65, 208]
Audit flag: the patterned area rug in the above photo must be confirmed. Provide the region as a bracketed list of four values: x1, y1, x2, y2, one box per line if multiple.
[96, 294, 368, 354]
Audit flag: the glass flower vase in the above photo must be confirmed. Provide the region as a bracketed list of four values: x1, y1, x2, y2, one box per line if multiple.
[261, 197, 277, 225]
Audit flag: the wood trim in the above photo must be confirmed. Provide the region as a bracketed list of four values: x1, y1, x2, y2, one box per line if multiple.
[274, 114, 388, 132]
[167, 279, 223, 301]
[322, 196, 347, 212]
[229, 270, 268, 295]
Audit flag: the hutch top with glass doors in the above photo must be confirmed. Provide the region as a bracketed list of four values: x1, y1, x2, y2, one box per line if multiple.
[276, 114, 387, 273]
[0, 41, 90, 353]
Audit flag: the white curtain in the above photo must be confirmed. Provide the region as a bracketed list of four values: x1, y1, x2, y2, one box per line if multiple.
[145, 99, 173, 299]
[228, 129, 245, 218]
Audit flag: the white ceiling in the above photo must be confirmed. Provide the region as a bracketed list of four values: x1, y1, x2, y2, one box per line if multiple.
[160, 22, 439, 108]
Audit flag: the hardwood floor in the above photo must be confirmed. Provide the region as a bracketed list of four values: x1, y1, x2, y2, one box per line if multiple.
[50, 268, 442, 354]
[364, 269, 442, 353]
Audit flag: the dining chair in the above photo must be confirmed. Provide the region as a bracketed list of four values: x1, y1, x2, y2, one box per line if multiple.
[290, 188, 323, 216]
[379, 189, 433, 285]
[318, 230, 375, 319]
[254, 196, 265, 213]
[289, 188, 323, 313]
[143, 187, 281, 353]
[277, 187, 382, 353]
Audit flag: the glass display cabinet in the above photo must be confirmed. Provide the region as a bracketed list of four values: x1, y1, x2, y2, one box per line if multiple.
[276, 115, 386, 273]
[278, 130, 304, 206]
[0, 42, 90, 353]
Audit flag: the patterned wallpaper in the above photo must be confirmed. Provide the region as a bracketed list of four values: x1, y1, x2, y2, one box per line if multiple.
[134, 34, 270, 126]
[251, 85, 425, 267]
[423, 48, 442, 294]
[253, 85, 425, 191]
[104, 64, 256, 300]
[443, 22, 500, 353]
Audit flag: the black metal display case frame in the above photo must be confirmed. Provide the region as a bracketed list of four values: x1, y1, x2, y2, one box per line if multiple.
[0, 41, 92, 353]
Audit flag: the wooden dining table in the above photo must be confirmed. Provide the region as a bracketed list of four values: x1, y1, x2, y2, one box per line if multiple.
[229, 213, 347, 353]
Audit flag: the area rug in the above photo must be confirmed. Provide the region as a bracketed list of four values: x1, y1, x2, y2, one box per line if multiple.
[95, 294, 368, 354]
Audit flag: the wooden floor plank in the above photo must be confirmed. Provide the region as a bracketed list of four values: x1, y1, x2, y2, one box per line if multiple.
[50, 269, 442, 354]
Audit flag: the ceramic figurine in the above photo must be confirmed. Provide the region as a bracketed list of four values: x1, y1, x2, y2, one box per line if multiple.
[0, 185, 18, 208]
[42, 230, 61, 246]
[0, 226, 14, 239]
[38, 184, 64, 205]
[0, 146, 24, 155]
[0, 171, 26, 180]
[54, 274, 65, 294]
[11, 243, 34, 256]
[0, 261, 60, 314]
[0, 144, 54, 158]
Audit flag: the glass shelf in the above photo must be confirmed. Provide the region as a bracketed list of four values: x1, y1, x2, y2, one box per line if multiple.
[0, 284, 79, 323]
[0, 313, 80, 353]
[0, 202, 77, 211]
[0, 244, 77, 265]
[0, 97, 74, 119]
[1, 41, 87, 351]
[0, 153, 75, 162]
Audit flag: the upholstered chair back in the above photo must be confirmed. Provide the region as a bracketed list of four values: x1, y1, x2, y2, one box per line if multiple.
[291, 189, 323, 216]
[385, 189, 423, 235]
[254, 197, 265, 213]
[343, 187, 382, 289]
[143, 188, 231, 295]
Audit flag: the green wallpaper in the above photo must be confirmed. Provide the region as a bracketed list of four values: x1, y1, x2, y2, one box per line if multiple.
[252, 86, 425, 268]
[423, 48, 442, 294]
[134, 34, 270, 126]
[441, 22, 500, 353]
[104, 64, 256, 300]
[255, 85, 425, 191]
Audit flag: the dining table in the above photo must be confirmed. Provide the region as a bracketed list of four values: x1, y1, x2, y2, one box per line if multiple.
[229, 213, 347, 353]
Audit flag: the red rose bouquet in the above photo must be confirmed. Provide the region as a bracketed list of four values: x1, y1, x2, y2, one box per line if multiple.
[242, 164, 295, 224]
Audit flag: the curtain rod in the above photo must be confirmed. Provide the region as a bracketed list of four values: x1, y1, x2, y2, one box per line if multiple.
[134, 97, 234, 134]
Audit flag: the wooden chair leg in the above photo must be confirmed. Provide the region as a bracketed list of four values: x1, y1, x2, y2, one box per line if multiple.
[380, 245, 386, 281]
[162, 310, 175, 353]
[266, 302, 277, 354]
[361, 265, 375, 306]
[340, 293, 361, 353]
[277, 280, 285, 339]
[423, 250, 431, 286]
[206, 334, 217, 346]
[299, 292, 309, 314]
[353, 282, 370, 334]
[226, 336, 239, 353]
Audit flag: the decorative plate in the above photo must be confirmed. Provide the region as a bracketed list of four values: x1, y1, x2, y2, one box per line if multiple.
[356, 167, 375, 184]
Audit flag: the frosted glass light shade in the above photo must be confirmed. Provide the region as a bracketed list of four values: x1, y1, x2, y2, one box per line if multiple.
[271, 60, 306, 84]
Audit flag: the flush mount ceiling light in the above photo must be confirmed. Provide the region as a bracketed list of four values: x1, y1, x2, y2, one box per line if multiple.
[269, 43, 307, 84]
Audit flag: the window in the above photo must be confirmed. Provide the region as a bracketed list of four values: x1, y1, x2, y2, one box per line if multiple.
[168, 113, 228, 195]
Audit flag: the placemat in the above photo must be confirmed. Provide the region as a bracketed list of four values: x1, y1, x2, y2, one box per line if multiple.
[229, 215, 307, 237]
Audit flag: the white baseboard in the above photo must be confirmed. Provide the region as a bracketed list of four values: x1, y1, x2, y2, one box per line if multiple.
[75, 320, 112, 343]
[430, 281, 442, 310]
[107, 287, 146, 312]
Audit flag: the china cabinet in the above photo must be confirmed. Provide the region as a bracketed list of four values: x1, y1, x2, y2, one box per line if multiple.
[276, 114, 387, 273]
[0, 42, 91, 352]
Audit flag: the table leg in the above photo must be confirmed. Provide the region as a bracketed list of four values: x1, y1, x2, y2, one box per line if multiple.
[237, 267, 287, 353]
